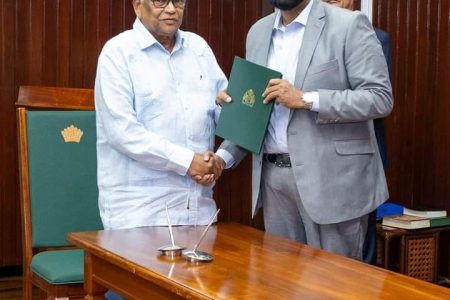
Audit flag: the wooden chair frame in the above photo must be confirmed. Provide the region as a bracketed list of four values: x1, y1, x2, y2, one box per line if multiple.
[17, 86, 94, 300]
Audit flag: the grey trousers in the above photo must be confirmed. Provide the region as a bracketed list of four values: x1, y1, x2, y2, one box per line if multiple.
[260, 160, 368, 260]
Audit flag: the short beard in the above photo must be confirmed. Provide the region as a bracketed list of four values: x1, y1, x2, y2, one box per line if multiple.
[268, 0, 305, 11]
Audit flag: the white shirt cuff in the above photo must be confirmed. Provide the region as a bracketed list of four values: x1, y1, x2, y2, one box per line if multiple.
[303, 92, 319, 111]
[216, 149, 235, 169]
[166, 147, 195, 176]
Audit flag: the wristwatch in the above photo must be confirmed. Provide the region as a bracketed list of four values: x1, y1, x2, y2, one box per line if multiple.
[303, 101, 313, 110]
[301, 95, 313, 110]
[301, 92, 318, 110]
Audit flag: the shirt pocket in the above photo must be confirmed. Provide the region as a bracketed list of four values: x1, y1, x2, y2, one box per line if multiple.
[129, 53, 167, 98]
[134, 94, 167, 126]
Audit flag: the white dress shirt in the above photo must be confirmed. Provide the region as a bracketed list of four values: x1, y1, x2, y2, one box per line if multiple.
[95, 18, 227, 230]
[264, 3, 316, 154]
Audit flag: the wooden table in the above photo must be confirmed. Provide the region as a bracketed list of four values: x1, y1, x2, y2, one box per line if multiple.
[67, 223, 450, 299]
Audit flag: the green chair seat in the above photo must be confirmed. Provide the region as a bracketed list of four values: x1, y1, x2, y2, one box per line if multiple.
[31, 249, 84, 284]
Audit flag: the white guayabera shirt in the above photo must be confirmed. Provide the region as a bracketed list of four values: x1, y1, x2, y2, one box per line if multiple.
[95, 18, 227, 230]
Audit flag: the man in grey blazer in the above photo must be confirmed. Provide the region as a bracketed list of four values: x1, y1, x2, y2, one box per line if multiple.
[214, 0, 393, 259]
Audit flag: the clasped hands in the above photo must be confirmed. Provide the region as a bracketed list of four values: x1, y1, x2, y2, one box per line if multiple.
[187, 151, 225, 186]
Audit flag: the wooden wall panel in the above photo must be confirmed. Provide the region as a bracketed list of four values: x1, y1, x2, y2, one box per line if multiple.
[373, 0, 450, 211]
[0, 0, 21, 267]
[0, 0, 269, 266]
[15, 0, 136, 89]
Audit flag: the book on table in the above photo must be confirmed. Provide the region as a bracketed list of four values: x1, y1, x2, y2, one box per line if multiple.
[215, 57, 282, 154]
[382, 215, 431, 229]
[403, 207, 447, 218]
[430, 216, 450, 227]
[376, 202, 404, 219]
[382, 215, 450, 229]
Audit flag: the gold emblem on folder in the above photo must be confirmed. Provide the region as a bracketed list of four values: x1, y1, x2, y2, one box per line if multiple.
[61, 125, 84, 143]
[242, 89, 256, 108]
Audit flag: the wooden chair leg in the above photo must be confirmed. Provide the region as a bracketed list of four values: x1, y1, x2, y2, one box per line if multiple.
[22, 268, 34, 300]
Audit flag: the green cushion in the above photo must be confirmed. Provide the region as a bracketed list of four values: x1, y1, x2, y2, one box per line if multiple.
[26, 111, 103, 247]
[31, 249, 84, 284]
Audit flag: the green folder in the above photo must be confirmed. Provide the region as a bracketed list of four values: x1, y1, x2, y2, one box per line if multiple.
[216, 57, 282, 154]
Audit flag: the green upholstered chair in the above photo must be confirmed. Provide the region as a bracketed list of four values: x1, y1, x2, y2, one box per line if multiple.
[17, 86, 102, 300]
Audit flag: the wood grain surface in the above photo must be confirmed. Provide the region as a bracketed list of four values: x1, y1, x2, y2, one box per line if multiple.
[68, 223, 450, 300]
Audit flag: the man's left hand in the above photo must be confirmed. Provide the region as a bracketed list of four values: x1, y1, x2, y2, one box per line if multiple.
[262, 79, 306, 109]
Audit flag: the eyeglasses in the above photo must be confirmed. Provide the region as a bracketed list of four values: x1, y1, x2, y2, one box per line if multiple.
[150, 0, 186, 9]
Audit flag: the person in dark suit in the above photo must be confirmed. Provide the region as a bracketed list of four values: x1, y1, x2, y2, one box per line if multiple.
[323, 0, 393, 265]
[373, 28, 392, 168]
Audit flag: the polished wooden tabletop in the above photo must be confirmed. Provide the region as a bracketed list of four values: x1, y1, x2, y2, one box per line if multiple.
[67, 222, 450, 299]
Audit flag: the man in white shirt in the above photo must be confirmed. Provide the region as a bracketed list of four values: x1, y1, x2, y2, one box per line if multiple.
[96, 1, 226, 298]
[95, 0, 226, 230]
[215, 0, 392, 260]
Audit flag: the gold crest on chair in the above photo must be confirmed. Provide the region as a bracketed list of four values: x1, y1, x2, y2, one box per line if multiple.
[61, 125, 84, 143]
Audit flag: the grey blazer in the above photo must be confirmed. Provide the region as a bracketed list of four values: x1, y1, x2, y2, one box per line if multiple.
[220, 0, 393, 224]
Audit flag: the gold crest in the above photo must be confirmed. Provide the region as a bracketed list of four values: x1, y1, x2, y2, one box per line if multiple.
[61, 125, 84, 143]
[242, 89, 256, 108]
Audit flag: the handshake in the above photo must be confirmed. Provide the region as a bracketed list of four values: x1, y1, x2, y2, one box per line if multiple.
[186, 92, 232, 186]
[187, 151, 225, 186]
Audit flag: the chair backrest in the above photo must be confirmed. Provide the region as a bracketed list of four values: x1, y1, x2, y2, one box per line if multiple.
[17, 86, 102, 250]
[27, 110, 102, 247]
